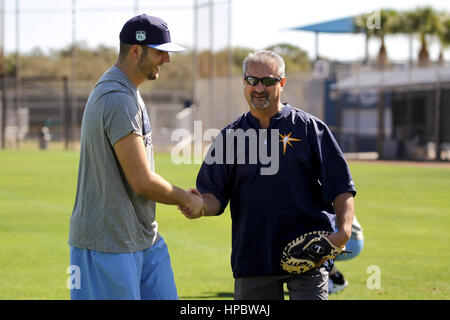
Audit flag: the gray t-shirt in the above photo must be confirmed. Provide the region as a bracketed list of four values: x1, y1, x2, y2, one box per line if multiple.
[68, 66, 158, 253]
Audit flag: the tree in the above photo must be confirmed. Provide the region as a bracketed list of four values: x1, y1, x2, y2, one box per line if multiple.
[354, 9, 400, 65]
[437, 13, 450, 64]
[232, 46, 254, 74]
[404, 7, 442, 67]
[264, 43, 310, 72]
[353, 12, 373, 63]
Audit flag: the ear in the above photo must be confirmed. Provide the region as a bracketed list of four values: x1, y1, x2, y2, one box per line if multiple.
[280, 77, 286, 89]
[130, 45, 142, 62]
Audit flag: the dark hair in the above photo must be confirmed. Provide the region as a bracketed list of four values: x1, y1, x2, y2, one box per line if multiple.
[118, 43, 132, 60]
[118, 43, 150, 61]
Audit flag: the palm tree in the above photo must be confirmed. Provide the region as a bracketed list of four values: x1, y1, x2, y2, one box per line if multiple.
[404, 7, 442, 67]
[354, 9, 399, 65]
[353, 12, 372, 63]
[437, 13, 450, 64]
[387, 10, 417, 65]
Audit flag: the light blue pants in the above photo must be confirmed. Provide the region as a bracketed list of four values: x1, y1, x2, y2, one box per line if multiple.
[69, 237, 178, 300]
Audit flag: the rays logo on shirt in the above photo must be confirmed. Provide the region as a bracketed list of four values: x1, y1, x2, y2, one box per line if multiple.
[279, 132, 302, 155]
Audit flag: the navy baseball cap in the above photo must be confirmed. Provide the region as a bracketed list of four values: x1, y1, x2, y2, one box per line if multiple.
[119, 14, 186, 52]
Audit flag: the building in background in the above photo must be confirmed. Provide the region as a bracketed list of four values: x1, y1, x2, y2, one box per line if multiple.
[290, 13, 450, 161]
[330, 64, 450, 160]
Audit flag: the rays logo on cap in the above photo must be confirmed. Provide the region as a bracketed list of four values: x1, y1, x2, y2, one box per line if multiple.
[136, 30, 146, 41]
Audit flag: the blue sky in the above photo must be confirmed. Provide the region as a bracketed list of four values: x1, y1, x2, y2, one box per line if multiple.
[3, 0, 450, 61]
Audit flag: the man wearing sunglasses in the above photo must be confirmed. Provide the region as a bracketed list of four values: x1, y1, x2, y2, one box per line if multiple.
[181, 50, 356, 300]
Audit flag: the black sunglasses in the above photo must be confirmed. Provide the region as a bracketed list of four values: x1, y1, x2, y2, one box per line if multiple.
[244, 75, 281, 87]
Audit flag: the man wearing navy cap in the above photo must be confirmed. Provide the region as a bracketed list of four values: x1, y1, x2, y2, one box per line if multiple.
[180, 50, 356, 300]
[68, 14, 205, 300]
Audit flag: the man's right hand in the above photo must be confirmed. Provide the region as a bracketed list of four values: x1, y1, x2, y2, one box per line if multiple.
[181, 189, 205, 219]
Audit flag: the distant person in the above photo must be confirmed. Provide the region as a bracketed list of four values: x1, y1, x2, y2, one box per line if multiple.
[68, 14, 205, 300]
[329, 216, 364, 294]
[39, 126, 51, 149]
[180, 50, 356, 300]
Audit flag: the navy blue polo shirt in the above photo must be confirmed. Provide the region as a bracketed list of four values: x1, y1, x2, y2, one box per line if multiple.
[196, 104, 356, 278]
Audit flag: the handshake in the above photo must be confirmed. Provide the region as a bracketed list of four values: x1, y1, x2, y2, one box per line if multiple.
[178, 188, 207, 219]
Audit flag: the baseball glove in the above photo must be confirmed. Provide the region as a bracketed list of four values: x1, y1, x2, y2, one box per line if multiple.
[281, 231, 350, 275]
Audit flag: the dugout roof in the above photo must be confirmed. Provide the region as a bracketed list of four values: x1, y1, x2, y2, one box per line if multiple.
[286, 15, 363, 60]
[288, 16, 358, 34]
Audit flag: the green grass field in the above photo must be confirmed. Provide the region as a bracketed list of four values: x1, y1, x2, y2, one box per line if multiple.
[0, 150, 449, 300]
